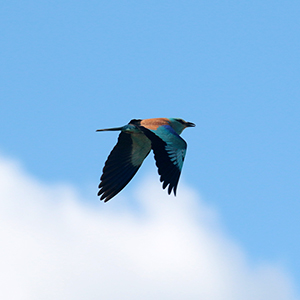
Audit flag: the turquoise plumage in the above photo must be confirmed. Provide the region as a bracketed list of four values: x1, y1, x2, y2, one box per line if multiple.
[96, 118, 195, 202]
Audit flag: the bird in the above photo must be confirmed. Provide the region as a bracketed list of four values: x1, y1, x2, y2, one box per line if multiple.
[96, 118, 195, 202]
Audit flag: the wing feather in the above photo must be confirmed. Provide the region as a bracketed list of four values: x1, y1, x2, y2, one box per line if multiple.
[98, 132, 150, 202]
[139, 125, 187, 196]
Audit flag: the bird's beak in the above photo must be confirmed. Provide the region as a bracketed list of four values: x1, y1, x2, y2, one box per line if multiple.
[185, 121, 196, 127]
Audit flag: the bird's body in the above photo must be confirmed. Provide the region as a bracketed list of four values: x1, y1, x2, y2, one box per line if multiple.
[97, 118, 195, 202]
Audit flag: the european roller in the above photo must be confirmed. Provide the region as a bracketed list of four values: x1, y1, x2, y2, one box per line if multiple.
[96, 118, 195, 202]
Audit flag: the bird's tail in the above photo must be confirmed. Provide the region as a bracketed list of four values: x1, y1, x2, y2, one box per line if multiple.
[96, 126, 124, 132]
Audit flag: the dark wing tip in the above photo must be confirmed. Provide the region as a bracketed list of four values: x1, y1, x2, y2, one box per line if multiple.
[98, 165, 140, 202]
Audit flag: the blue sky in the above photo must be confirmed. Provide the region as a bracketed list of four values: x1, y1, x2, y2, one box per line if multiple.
[1, 1, 299, 298]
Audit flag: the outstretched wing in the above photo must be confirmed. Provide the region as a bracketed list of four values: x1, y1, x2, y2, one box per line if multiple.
[139, 125, 187, 196]
[98, 132, 151, 202]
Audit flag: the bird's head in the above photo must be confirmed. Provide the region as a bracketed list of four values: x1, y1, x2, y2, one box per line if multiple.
[169, 118, 196, 134]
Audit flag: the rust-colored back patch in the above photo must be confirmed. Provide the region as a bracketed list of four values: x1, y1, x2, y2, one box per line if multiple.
[140, 118, 170, 130]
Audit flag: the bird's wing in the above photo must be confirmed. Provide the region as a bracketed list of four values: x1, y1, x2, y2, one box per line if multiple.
[98, 132, 151, 202]
[139, 125, 187, 196]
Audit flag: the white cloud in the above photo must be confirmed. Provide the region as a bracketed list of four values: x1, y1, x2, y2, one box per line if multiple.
[0, 155, 298, 300]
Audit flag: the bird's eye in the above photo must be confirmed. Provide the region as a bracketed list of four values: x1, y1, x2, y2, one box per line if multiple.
[176, 119, 185, 124]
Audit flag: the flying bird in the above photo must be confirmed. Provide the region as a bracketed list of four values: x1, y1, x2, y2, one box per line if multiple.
[96, 118, 195, 202]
